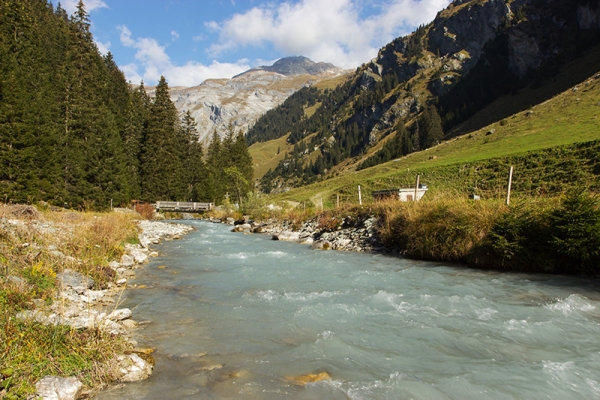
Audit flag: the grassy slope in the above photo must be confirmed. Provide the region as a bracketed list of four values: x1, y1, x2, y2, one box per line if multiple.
[271, 69, 600, 205]
[248, 134, 293, 180]
[248, 72, 353, 179]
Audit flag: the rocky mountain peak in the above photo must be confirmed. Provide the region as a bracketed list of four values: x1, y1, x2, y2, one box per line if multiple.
[165, 57, 345, 145]
[235, 56, 342, 78]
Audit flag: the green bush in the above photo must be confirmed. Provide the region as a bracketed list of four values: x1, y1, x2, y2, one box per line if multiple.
[550, 191, 600, 274]
[470, 191, 600, 275]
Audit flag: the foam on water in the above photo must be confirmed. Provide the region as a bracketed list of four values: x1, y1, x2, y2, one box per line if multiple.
[97, 221, 600, 399]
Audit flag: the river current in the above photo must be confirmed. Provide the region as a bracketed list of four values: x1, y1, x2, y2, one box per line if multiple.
[97, 221, 600, 399]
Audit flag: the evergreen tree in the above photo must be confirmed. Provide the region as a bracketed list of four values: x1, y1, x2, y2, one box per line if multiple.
[122, 83, 149, 200]
[180, 110, 208, 201]
[206, 130, 224, 203]
[140, 76, 187, 201]
[417, 105, 444, 149]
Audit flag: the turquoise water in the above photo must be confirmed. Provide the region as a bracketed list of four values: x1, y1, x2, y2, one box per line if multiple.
[97, 221, 600, 399]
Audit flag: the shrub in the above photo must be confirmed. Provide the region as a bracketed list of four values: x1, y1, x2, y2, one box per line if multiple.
[316, 212, 339, 232]
[550, 191, 600, 274]
[470, 192, 600, 275]
[135, 202, 155, 220]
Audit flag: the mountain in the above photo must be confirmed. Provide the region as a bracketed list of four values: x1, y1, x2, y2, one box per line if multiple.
[148, 57, 345, 145]
[248, 0, 600, 193]
[236, 56, 340, 77]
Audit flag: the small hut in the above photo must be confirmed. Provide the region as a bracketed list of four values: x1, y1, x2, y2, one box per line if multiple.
[372, 185, 428, 202]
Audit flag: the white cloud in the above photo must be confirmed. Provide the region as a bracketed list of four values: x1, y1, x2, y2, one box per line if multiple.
[95, 39, 111, 55]
[204, 21, 220, 32]
[209, 0, 451, 68]
[60, 0, 108, 14]
[171, 30, 180, 41]
[117, 25, 250, 86]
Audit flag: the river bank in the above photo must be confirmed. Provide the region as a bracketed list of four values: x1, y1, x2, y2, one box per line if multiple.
[0, 205, 193, 399]
[214, 190, 600, 277]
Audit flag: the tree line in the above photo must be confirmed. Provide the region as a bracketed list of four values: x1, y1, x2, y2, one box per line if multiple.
[0, 0, 252, 209]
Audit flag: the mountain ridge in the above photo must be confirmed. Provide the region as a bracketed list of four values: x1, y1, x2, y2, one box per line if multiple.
[248, 0, 600, 193]
[147, 56, 346, 145]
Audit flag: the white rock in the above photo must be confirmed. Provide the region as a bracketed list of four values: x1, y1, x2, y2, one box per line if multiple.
[116, 353, 153, 382]
[120, 254, 134, 267]
[35, 376, 82, 400]
[108, 308, 132, 321]
[273, 231, 300, 241]
[121, 319, 138, 329]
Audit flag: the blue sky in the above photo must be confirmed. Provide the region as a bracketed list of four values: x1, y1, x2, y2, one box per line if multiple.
[54, 0, 452, 87]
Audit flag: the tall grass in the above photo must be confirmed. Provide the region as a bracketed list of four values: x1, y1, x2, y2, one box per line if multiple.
[375, 196, 504, 262]
[0, 206, 139, 398]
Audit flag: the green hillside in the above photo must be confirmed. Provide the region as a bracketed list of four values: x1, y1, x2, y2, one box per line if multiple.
[246, 0, 600, 193]
[270, 70, 600, 206]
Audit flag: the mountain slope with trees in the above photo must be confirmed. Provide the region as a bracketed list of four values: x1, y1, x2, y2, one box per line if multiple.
[248, 0, 600, 193]
[0, 0, 253, 208]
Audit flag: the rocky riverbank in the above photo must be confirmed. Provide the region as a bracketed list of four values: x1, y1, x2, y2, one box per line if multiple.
[226, 214, 382, 253]
[4, 211, 194, 400]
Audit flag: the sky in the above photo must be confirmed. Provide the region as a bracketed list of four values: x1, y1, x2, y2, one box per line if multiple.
[53, 0, 452, 87]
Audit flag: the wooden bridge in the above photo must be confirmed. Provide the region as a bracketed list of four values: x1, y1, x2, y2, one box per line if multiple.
[154, 201, 213, 213]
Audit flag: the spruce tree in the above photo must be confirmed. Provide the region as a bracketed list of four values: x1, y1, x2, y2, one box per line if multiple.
[205, 130, 224, 203]
[180, 110, 208, 201]
[140, 76, 187, 201]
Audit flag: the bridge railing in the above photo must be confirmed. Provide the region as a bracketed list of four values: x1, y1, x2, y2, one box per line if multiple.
[154, 201, 213, 213]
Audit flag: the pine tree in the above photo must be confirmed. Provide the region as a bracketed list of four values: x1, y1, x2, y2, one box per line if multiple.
[206, 130, 224, 203]
[140, 76, 187, 201]
[418, 105, 444, 149]
[180, 110, 207, 201]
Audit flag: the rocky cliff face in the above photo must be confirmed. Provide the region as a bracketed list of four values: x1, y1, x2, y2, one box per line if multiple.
[364, 0, 600, 129]
[156, 57, 344, 145]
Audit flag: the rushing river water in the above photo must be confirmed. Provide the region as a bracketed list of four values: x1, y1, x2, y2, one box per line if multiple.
[97, 221, 600, 399]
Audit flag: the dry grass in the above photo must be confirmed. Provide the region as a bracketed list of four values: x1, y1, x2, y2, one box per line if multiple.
[372, 196, 506, 261]
[0, 205, 140, 397]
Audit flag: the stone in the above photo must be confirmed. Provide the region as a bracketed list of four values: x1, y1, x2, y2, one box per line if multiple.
[120, 254, 135, 267]
[116, 278, 127, 285]
[56, 269, 94, 294]
[108, 308, 132, 321]
[121, 319, 138, 329]
[115, 353, 153, 382]
[285, 371, 331, 386]
[272, 231, 300, 241]
[311, 240, 331, 250]
[35, 376, 82, 400]
[128, 247, 149, 264]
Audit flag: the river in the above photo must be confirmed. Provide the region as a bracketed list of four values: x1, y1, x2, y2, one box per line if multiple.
[97, 220, 600, 399]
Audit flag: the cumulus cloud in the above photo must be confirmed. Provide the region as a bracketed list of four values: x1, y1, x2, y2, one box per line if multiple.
[209, 0, 451, 68]
[117, 25, 250, 86]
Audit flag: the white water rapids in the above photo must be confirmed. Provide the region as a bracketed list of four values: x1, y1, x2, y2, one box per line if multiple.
[97, 221, 600, 399]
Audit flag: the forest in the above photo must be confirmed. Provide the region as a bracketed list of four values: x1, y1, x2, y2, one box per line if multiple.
[0, 0, 252, 209]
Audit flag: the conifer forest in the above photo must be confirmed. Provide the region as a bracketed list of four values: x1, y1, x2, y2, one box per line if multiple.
[0, 0, 253, 209]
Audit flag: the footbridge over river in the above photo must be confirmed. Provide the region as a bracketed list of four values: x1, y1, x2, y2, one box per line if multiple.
[154, 201, 213, 213]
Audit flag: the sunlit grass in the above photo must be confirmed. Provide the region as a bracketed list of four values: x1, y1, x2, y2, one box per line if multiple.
[0, 206, 139, 398]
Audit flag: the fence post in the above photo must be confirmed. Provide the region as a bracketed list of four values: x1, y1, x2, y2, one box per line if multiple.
[414, 174, 420, 202]
[506, 166, 514, 206]
[358, 185, 362, 205]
